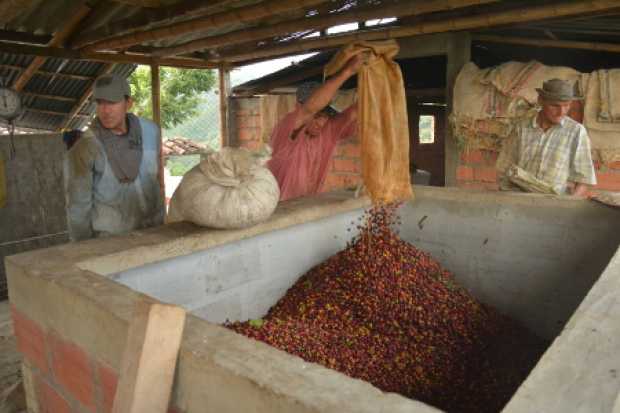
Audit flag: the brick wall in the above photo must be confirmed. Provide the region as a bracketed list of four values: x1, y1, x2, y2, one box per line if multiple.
[11, 306, 180, 413]
[456, 149, 620, 192]
[231, 98, 363, 193]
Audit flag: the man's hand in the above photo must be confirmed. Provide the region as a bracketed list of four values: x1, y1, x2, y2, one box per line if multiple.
[343, 54, 364, 77]
[571, 182, 591, 198]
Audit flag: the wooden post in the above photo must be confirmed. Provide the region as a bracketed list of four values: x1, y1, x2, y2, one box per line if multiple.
[218, 66, 230, 148]
[111, 301, 186, 413]
[445, 32, 471, 187]
[150, 64, 165, 208]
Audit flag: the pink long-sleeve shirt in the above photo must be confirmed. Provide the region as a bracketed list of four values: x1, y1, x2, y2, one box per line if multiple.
[268, 106, 356, 201]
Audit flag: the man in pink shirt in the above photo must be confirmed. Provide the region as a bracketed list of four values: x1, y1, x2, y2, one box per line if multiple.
[268, 55, 363, 201]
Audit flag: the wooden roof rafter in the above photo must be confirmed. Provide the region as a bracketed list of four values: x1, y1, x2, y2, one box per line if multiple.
[80, 0, 332, 53]
[13, 2, 93, 92]
[0, 64, 94, 81]
[71, 0, 235, 49]
[153, 0, 498, 57]
[218, 0, 620, 64]
[0, 42, 219, 69]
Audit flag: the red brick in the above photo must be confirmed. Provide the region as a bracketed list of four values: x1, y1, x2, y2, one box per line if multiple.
[333, 158, 359, 173]
[237, 115, 260, 128]
[460, 150, 484, 164]
[456, 165, 474, 181]
[11, 306, 49, 374]
[595, 171, 620, 191]
[474, 166, 498, 183]
[96, 362, 118, 413]
[49, 332, 95, 410]
[36, 375, 72, 413]
[606, 161, 620, 170]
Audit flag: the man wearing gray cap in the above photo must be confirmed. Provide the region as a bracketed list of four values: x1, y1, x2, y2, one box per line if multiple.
[64, 73, 164, 241]
[497, 78, 596, 196]
[268, 55, 362, 201]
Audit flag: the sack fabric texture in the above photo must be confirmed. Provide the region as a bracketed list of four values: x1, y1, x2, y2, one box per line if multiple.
[324, 40, 412, 204]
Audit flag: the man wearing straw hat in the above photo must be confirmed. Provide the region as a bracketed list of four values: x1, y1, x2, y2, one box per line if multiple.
[267, 55, 363, 201]
[497, 78, 596, 197]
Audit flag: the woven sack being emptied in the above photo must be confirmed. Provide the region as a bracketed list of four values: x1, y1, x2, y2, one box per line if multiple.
[167, 146, 280, 229]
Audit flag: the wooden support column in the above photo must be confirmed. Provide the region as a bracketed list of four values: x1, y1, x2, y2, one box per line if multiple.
[218, 66, 231, 147]
[445, 32, 471, 187]
[150, 64, 165, 208]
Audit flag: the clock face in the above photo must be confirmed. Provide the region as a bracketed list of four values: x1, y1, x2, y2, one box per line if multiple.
[0, 87, 22, 120]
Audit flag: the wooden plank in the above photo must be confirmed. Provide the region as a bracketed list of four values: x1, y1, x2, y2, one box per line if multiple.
[0, 64, 93, 80]
[0, 42, 218, 69]
[219, 67, 231, 147]
[0, 29, 51, 45]
[82, 0, 330, 53]
[473, 34, 620, 54]
[112, 301, 186, 413]
[22, 92, 77, 102]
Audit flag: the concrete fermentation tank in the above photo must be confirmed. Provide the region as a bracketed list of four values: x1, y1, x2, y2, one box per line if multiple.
[7, 187, 620, 413]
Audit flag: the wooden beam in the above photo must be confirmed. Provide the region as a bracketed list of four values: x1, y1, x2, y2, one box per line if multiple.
[13, 3, 93, 92]
[25, 107, 87, 117]
[61, 64, 115, 130]
[473, 34, 620, 54]
[0, 29, 51, 45]
[219, 67, 231, 147]
[82, 0, 330, 53]
[0, 64, 93, 80]
[219, 0, 620, 64]
[445, 33, 471, 186]
[111, 301, 186, 413]
[151, 64, 165, 202]
[0, 0, 35, 25]
[0, 42, 219, 69]
[154, 0, 498, 57]
[22, 92, 77, 103]
[233, 65, 324, 96]
[151, 65, 161, 126]
[72, 0, 231, 48]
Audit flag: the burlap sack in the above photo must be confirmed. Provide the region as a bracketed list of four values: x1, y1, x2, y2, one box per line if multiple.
[167, 146, 280, 229]
[324, 40, 412, 204]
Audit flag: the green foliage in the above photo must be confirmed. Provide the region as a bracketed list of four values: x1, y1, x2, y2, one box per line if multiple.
[163, 91, 221, 149]
[419, 115, 435, 144]
[166, 155, 201, 176]
[129, 66, 216, 129]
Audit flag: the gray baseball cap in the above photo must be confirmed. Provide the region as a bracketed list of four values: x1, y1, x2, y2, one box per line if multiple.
[93, 74, 131, 102]
[296, 82, 340, 117]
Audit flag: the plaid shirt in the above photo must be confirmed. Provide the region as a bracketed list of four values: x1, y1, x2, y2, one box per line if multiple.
[497, 113, 597, 194]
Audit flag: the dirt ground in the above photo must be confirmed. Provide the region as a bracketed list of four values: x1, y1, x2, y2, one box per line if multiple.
[0, 300, 21, 397]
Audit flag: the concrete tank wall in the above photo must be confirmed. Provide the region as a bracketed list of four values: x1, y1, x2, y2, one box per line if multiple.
[7, 188, 620, 413]
[113, 188, 620, 340]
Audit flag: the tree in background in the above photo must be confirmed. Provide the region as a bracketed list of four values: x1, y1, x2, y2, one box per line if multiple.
[129, 66, 216, 129]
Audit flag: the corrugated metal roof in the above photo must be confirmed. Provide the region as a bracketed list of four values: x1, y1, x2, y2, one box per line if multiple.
[0, 50, 135, 131]
[0, 0, 619, 131]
